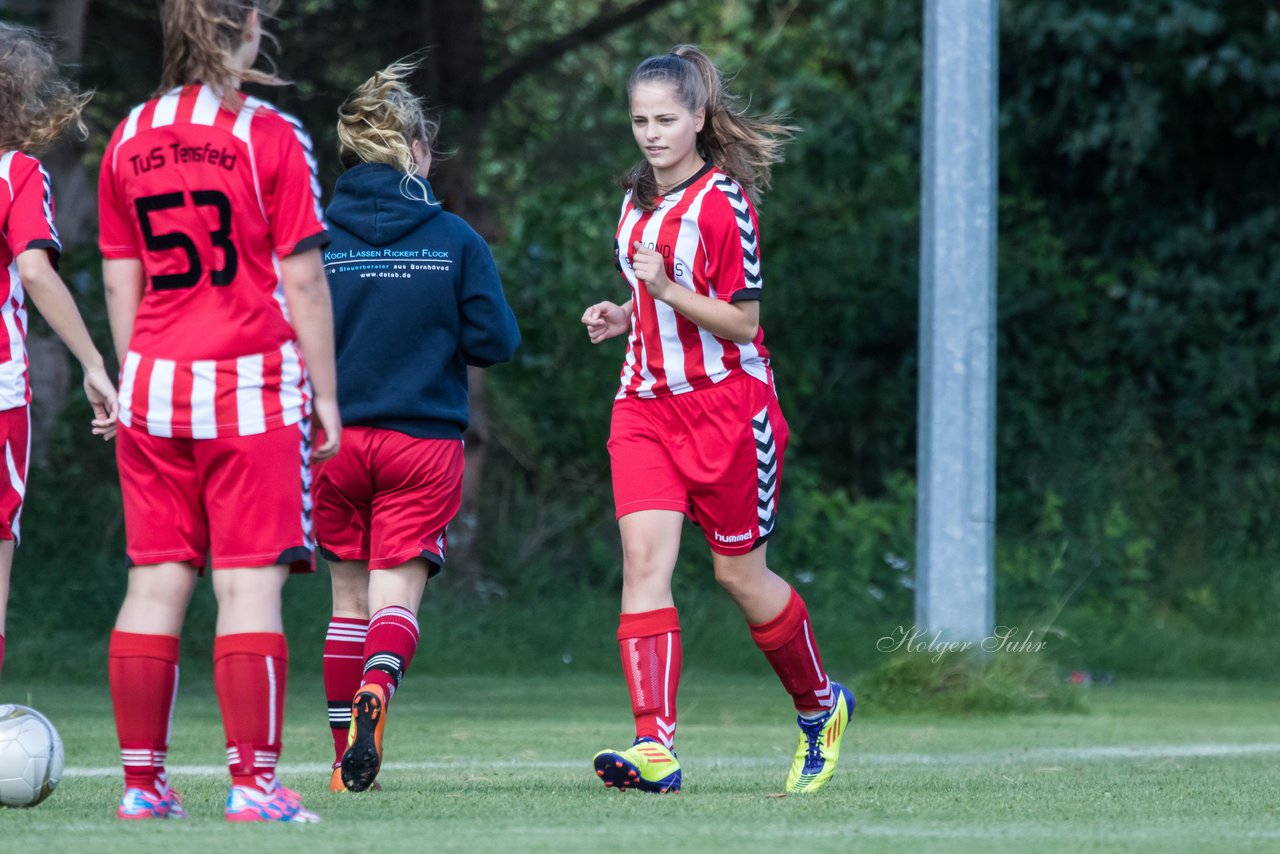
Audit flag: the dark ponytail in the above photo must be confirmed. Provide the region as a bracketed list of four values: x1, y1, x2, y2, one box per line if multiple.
[621, 44, 796, 211]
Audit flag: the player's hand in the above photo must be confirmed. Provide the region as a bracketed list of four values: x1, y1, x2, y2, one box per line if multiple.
[581, 301, 629, 344]
[311, 396, 342, 462]
[83, 365, 118, 442]
[631, 242, 673, 301]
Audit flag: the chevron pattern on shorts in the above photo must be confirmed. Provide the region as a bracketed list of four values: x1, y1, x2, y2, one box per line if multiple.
[753, 406, 777, 536]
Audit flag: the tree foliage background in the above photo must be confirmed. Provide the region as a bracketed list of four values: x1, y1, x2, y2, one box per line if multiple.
[1, 0, 1276, 679]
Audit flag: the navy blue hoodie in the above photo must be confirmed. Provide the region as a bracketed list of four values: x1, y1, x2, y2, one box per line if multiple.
[323, 163, 519, 438]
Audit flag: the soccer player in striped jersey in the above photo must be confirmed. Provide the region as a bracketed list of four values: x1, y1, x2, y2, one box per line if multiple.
[582, 45, 854, 795]
[317, 59, 519, 794]
[0, 23, 119, 688]
[97, 0, 339, 823]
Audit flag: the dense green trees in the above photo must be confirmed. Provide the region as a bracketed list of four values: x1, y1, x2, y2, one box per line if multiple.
[997, 2, 1280, 633]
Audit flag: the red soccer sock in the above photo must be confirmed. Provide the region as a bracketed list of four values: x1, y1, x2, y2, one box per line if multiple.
[109, 631, 181, 793]
[323, 616, 367, 763]
[360, 606, 419, 700]
[749, 588, 834, 714]
[214, 632, 288, 792]
[617, 608, 681, 748]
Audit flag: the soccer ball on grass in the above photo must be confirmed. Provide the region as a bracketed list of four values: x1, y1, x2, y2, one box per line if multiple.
[0, 704, 64, 807]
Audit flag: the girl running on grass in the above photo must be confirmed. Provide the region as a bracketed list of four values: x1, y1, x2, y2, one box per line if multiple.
[581, 44, 853, 795]
[0, 22, 118, 687]
[317, 58, 519, 793]
[98, 0, 339, 822]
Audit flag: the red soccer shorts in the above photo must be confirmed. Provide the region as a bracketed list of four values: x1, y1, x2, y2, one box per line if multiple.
[116, 421, 314, 572]
[0, 407, 29, 543]
[609, 373, 789, 555]
[313, 427, 463, 573]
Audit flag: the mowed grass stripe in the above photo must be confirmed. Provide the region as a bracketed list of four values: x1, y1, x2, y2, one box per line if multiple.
[62, 740, 1280, 777]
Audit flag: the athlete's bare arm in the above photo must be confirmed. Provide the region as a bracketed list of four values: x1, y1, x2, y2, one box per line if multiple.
[21, 249, 118, 439]
[280, 248, 342, 461]
[102, 257, 144, 366]
[582, 298, 633, 344]
[630, 243, 759, 343]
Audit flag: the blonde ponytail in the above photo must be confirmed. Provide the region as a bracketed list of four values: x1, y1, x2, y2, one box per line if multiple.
[0, 22, 91, 153]
[336, 56, 440, 201]
[622, 44, 797, 211]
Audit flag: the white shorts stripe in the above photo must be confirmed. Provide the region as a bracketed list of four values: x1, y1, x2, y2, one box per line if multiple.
[117, 351, 142, 430]
[146, 359, 176, 438]
[235, 354, 266, 435]
[278, 342, 306, 421]
[190, 360, 218, 439]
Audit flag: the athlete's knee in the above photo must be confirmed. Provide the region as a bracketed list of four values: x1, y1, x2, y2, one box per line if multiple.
[367, 563, 428, 614]
[621, 541, 674, 584]
[125, 568, 195, 610]
[212, 567, 286, 612]
[712, 552, 767, 594]
[330, 570, 370, 616]
[331, 593, 369, 620]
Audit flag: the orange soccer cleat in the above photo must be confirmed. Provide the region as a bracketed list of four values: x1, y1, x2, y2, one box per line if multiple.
[339, 684, 388, 792]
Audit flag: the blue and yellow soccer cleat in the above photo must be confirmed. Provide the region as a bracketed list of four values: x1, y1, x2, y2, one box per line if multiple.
[785, 682, 855, 794]
[593, 738, 681, 793]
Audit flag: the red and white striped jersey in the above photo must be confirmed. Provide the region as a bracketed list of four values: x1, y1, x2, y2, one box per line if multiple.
[614, 164, 771, 399]
[99, 84, 327, 438]
[0, 151, 60, 411]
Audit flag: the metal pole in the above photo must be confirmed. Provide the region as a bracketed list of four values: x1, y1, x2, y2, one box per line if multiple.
[916, 0, 998, 643]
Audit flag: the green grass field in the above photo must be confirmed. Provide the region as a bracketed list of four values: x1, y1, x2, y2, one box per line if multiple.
[2, 674, 1279, 852]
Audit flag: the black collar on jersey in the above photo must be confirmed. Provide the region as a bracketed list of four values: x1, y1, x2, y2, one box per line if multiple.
[658, 160, 713, 198]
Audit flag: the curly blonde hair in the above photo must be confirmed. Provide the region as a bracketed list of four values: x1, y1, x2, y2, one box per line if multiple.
[337, 56, 440, 177]
[0, 22, 91, 153]
[623, 44, 797, 211]
[159, 0, 284, 101]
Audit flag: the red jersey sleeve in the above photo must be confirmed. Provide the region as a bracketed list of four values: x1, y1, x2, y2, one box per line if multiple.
[257, 109, 328, 257]
[97, 123, 140, 259]
[6, 153, 62, 262]
[702, 180, 763, 303]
